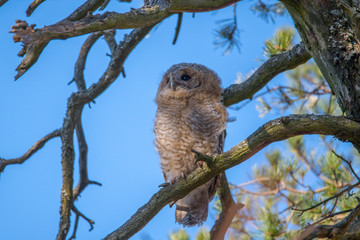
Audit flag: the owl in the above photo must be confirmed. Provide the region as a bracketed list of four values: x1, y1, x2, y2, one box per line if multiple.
[154, 63, 228, 226]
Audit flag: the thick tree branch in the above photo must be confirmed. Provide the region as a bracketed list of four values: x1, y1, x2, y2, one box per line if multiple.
[0, 0, 8, 7]
[222, 43, 311, 107]
[11, 0, 241, 80]
[104, 114, 360, 240]
[0, 129, 61, 173]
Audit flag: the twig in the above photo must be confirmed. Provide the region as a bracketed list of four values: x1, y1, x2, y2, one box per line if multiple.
[68, 214, 80, 240]
[310, 209, 353, 227]
[172, 13, 183, 45]
[71, 205, 95, 231]
[73, 31, 104, 90]
[100, 0, 111, 10]
[292, 181, 360, 215]
[26, 0, 46, 16]
[331, 150, 360, 182]
[104, 29, 117, 54]
[0, 129, 61, 173]
[298, 200, 360, 240]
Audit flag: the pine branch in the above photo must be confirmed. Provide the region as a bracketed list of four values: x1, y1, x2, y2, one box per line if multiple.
[222, 43, 311, 107]
[103, 114, 360, 240]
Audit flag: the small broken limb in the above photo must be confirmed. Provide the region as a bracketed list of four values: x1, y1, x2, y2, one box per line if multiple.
[68, 204, 95, 240]
[192, 149, 215, 167]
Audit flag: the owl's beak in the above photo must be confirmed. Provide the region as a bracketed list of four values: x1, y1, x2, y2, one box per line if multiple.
[169, 76, 177, 91]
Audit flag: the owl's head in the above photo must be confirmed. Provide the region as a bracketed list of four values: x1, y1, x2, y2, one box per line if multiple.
[156, 63, 222, 100]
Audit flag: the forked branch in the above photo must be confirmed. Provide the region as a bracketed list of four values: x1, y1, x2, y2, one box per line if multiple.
[56, 25, 155, 240]
[10, 0, 242, 80]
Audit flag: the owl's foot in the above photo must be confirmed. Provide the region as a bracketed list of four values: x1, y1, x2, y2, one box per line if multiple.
[196, 160, 204, 169]
[180, 172, 187, 181]
[192, 149, 214, 167]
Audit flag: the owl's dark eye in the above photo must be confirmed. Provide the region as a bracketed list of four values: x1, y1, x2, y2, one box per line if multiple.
[180, 74, 191, 81]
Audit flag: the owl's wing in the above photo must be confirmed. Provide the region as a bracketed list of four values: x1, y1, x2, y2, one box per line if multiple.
[208, 130, 226, 201]
[217, 130, 226, 155]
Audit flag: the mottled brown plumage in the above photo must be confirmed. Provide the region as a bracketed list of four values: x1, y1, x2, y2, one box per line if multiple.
[154, 63, 228, 226]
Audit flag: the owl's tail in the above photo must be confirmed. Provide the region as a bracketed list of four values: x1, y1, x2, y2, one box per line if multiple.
[175, 176, 219, 227]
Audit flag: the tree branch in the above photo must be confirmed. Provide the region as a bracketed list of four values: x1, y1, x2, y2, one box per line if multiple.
[65, 0, 106, 22]
[0, 0, 8, 7]
[222, 43, 311, 107]
[210, 173, 244, 240]
[11, 0, 241, 80]
[56, 25, 154, 240]
[26, 0, 47, 17]
[103, 114, 360, 240]
[0, 129, 61, 173]
[298, 200, 360, 240]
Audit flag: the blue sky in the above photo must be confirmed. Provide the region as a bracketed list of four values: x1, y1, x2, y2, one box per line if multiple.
[0, 1, 296, 239]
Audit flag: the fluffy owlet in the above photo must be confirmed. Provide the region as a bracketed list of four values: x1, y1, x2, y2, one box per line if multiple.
[154, 63, 228, 226]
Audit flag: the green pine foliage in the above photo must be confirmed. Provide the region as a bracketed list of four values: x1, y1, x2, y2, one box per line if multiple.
[170, 11, 360, 240]
[264, 27, 294, 56]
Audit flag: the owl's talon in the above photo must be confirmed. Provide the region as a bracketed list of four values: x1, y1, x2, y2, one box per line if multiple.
[169, 200, 176, 208]
[181, 172, 187, 180]
[192, 149, 214, 166]
[159, 182, 171, 188]
[197, 160, 204, 169]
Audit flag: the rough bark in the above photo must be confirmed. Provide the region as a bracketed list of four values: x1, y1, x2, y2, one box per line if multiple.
[281, 0, 360, 122]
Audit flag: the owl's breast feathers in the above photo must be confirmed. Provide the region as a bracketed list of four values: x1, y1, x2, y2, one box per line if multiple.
[154, 91, 227, 183]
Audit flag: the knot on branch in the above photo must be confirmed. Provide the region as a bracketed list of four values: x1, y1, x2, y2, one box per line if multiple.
[10, 20, 49, 80]
[10, 20, 36, 44]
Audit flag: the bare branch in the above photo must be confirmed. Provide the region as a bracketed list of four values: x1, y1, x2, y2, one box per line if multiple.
[0, 0, 8, 7]
[68, 214, 80, 240]
[172, 13, 183, 45]
[292, 181, 360, 214]
[103, 29, 117, 54]
[222, 43, 311, 107]
[56, 25, 154, 240]
[210, 173, 244, 240]
[65, 0, 106, 22]
[0, 129, 61, 173]
[11, 0, 241, 80]
[73, 31, 104, 90]
[26, 0, 46, 17]
[332, 150, 360, 182]
[298, 200, 360, 240]
[103, 114, 360, 240]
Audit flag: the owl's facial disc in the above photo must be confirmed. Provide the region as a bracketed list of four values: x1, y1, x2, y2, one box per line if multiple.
[167, 71, 201, 91]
